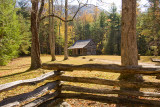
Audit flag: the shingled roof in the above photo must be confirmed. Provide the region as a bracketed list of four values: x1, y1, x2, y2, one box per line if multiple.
[68, 39, 92, 49]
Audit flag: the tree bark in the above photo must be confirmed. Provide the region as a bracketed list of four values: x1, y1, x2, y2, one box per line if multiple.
[119, 0, 143, 106]
[121, 0, 138, 66]
[49, 0, 56, 61]
[30, 0, 41, 69]
[64, 0, 68, 60]
[154, 0, 160, 55]
[58, 21, 62, 55]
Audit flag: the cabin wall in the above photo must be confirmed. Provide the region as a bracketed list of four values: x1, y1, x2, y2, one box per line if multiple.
[85, 41, 96, 55]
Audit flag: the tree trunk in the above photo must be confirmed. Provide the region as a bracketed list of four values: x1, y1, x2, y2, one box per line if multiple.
[155, 0, 160, 55]
[64, 0, 68, 60]
[58, 0, 63, 55]
[48, 0, 51, 55]
[30, 0, 41, 69]
[59, 21, 62, 55]
[121, 0, 138, 66]
[119, 0, 143, 106]
[51, 0, 56, 61]
[49, 0, 56, 61]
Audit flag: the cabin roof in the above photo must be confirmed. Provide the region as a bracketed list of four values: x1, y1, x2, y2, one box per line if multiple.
[68, 39, 92, 49]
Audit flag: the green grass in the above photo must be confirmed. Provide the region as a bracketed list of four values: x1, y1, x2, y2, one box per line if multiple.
[0, 55, 159, 105]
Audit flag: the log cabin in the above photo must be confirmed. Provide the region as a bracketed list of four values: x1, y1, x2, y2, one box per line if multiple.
[68, 39, 96, 56]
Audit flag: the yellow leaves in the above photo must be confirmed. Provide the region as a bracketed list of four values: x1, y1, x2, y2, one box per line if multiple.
[58, 23, 74, 42]
[80, 11, 94, 23]
[158, 30, 160, 36]
[42, 2, 49, 16]
[94, 7, 99, 13]
[68, 26, 75, 41]
[43, 21, 49, 25]
[141, 29, 152, 37]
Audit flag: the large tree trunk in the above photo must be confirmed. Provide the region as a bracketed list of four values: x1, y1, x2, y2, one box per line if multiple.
[154, 0, 160, 55]
[119, 0, 143, 106]
[48, 0, 56, 61]
[121, 0, 138, 66]
[30, 0, 41, 69]
[64, 0, 68, 60]
[48, 0, 51, 54]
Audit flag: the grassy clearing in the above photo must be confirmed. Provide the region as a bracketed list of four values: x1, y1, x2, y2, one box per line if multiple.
[0, 55, 157, 79]
[0, 55, 122, 84]
[0, 55, 160, 106]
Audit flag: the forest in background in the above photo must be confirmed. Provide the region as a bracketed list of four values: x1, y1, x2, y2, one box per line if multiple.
[0, 0, 160, 65]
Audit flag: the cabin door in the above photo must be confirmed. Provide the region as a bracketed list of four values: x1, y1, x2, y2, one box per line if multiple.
[78, 49, 80, 55]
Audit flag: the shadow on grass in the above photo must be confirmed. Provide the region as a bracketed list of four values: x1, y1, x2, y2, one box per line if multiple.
[0, 68, 32, 79]
[60, 93, 155, 107]
[0, 64, 30, 72]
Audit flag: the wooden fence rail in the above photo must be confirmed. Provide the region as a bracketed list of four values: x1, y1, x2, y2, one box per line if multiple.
[62, 84, 160, 98]
[0, 71, 63, 107]
[59, 75, 160, 106]
[42, 63, 160, 75]
[23, 88, 61, 107]
[60, 75, 160, 88]
[0, 71, 63, 92]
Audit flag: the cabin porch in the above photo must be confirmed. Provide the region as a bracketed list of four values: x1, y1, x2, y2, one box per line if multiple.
[72, 48, 87, 56]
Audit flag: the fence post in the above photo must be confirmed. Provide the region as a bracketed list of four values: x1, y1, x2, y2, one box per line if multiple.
[42, 70, 64, 107]
[54, 70, 63, 95]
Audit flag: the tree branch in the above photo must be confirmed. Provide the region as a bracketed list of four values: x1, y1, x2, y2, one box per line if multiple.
[38, 0, 45, 20]
[40, 1, 88, 22]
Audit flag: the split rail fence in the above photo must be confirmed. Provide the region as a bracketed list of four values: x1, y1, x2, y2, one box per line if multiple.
[1, 63, 160, 106]
[0, 71, 63, 107]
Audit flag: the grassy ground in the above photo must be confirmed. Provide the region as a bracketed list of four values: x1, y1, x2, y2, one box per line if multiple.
[0, 55, 160, 106]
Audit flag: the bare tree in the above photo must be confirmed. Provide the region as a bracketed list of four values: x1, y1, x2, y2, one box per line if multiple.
[41, 0, 88, 22]
[30, 0, 44, 69]
[64, 0, 68, 60]
[119, 0, 143, 106]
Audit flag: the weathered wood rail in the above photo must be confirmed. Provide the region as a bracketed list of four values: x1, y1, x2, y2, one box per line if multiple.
[42, 63, 160, 75]
[0, 71, 63, 107]
[1, 63, 160, 106]
[151, 58, 160, 62]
